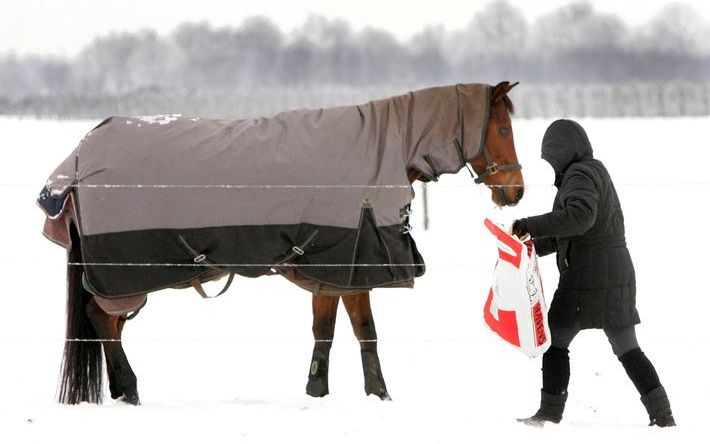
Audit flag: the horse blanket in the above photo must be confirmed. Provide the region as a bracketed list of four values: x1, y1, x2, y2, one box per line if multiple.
[39, 83, 491, 299]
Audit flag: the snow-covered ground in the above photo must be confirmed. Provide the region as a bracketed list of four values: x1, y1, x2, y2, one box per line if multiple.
[0, 116, 707, 443]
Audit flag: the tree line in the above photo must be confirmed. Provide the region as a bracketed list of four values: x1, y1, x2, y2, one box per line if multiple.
[1, 1, 709, 105]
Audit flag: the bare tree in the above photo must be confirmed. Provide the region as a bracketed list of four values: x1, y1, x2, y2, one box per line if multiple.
[528, 1, 629, 83]
[410, 26, 449, 83]
[634, 3, 707, 56]
[2, 0, 710, 115]
[78, 30, 171, 93]
[445, 0, 528, 83]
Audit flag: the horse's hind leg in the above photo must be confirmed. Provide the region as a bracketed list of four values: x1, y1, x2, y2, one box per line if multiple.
[86, 298, 140, 405]
[342, 292, 390, 400]
[306, 294, 339, 397]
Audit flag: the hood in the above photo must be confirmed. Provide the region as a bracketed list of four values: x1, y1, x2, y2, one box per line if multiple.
[541, 119, 593, 183]
[396, 83, 489, 181]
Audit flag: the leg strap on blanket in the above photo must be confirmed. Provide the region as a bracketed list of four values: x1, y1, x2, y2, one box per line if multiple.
[178, 235, 236, 299]
[190, 273, 235, 299]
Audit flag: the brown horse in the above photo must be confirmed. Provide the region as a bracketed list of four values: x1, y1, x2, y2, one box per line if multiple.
[305, 82, 523, 400]
[56, 81, 523, 405]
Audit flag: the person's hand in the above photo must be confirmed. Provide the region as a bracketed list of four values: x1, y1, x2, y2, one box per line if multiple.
[507, 220, 517, 235]
[510, 219, 528, 238]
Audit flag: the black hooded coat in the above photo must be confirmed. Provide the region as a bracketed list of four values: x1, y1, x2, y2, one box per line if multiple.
[515, 120, 640, 329]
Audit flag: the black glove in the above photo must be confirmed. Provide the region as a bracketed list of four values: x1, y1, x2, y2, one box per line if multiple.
[511, 219, 528, 238]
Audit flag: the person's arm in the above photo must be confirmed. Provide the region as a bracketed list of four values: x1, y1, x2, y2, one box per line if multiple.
[515, 170, 599, 239]
[532, 236, 557, 257]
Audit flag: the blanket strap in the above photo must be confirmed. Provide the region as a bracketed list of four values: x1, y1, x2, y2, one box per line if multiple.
[190, 273, 235, 299]
[276, 230, 320, 265]
[178, 235, 236, 299]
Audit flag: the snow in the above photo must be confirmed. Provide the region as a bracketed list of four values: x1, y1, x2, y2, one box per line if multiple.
[0, 116, 708, 443]
[135, 114, 182, 125]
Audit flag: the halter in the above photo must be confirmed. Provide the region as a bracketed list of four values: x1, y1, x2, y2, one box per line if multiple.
[472, 143, 522, 184]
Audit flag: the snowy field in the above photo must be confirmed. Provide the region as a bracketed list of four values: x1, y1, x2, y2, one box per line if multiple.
[0, 115, 708, 443]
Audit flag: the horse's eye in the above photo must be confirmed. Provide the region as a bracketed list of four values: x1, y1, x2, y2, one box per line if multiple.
[498, 127, 510, 137]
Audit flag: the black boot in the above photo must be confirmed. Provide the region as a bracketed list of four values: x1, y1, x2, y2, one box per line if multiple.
[518, 347, 570, 426]
[641, 386, 676, 427]
[518, 390, 568, 426]
[619, 348, 676, 427]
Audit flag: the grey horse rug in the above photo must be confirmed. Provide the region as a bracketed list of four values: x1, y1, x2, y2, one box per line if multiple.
[38, 83, 491, 300]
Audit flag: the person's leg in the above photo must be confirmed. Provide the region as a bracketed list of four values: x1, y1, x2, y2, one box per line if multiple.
[520, 318, 580, 425]
[605, 325, 675, 427]
[543, 319, 580, 395]
[603, 324, 639, 357]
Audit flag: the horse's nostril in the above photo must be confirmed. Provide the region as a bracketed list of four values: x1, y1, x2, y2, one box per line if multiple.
[516, 187, 524, 201]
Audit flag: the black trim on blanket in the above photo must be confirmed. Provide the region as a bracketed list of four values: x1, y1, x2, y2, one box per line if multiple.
[476, 86, 492, 161]
[422, 154, 441, 181]
[80, 219, 425, 299]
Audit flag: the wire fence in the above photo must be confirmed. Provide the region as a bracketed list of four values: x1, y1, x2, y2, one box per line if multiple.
[5, 182, 710, 188]
[8, 178, 703, 345]
[1, 337, 699, 344]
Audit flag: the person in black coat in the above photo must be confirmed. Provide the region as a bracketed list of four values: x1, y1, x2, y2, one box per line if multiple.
[512, 119, 675, 427]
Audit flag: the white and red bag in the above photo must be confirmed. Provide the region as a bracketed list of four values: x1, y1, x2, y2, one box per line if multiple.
[483, 218, 551, 358]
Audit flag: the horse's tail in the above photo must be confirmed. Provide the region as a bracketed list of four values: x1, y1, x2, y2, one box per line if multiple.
[57, 222, 104, 404]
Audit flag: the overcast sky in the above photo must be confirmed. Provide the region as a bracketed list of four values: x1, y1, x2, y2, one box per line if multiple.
[2, 0, 709, 57]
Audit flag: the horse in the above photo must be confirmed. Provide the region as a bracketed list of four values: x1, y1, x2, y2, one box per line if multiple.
[305, 82, 523, 400]
[42, 81, 523, 405]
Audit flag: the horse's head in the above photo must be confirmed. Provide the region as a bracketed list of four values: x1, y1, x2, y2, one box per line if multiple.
[470, 81, 524, 207]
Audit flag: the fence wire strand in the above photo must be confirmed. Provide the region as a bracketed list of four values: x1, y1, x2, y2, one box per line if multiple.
[0, 337, 696, 344]
[5, 182, 710, 188]
[7, 179, 705, 344]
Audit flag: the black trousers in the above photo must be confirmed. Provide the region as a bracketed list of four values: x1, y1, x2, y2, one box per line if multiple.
[550, 317, 639, 356]
[543, 317, 662, 397]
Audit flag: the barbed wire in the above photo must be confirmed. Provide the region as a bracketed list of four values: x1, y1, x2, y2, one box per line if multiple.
[4, 183, 526, 189]
[0, 338, 454, 344]
[12, 178, 701, 346]
[2, 261, 495, 267]
[0, 337, 698, 344]
[63, 184, 414, 189]
[5, 182, 710, 189]
[65, 262, 430, 267]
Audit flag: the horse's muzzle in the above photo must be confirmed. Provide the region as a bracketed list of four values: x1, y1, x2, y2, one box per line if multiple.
[492, 184, 524, 207]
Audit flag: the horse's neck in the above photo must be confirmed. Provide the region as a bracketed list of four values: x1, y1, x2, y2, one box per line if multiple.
[393, 90, 472, 182]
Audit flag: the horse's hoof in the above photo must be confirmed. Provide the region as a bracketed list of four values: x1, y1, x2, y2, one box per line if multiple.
[365, 380, 391, 400]
[116, 392, 141, 406]
[367, 389, 392, 401]
[306, 378, 329, 398]
[377, 391, 392, 401]
[364, 377, 389, 400]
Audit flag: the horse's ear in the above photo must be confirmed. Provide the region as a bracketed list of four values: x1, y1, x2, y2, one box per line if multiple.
[492, 81, 519, 103]
[491, 82, 510, 104]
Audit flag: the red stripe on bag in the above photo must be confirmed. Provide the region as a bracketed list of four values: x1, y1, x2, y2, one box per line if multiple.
[484, 218, 523, 269]
[524, 239, 534, 258]
[532, 302, 547, 346]
[484, 288, 520, 347]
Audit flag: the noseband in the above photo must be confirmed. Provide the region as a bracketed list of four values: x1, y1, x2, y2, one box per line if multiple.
[472, 144, 522, 184]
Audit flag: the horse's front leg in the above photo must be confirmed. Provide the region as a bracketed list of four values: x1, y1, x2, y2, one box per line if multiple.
[306, 294, 339, 397]
[86, 297, 140, 405]
[342, 292, 391, 400]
